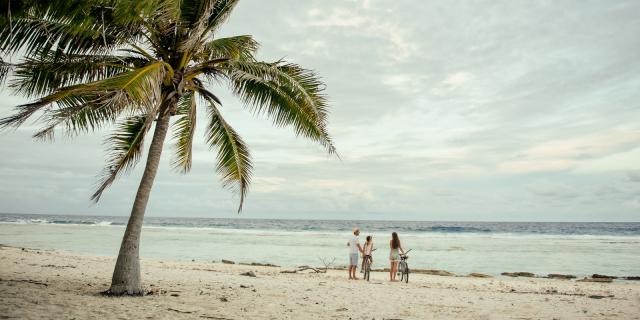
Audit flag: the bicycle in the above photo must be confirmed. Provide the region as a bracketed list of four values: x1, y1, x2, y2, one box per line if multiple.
[363, 248, 376, 281]
[398, 249, 412, 283]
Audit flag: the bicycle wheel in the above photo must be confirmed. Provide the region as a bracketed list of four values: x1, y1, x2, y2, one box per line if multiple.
[399, 262, 408, 283]
[404, 267, 409, 283]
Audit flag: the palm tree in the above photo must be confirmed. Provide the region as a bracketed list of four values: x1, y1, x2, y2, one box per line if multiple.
[0, 0, 335, 295]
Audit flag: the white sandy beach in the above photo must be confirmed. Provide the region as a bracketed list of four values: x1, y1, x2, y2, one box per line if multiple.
[1, 245, 639, 319]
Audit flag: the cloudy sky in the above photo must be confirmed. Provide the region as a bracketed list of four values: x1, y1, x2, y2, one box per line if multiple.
[1, 0, 639, 221]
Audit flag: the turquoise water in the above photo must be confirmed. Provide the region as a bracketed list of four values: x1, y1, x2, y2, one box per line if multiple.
[0, 214, 639, 277]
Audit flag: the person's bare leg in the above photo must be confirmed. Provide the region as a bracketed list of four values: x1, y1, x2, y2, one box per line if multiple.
[390, 261, 398, 281]
[389, 261, 394, 281]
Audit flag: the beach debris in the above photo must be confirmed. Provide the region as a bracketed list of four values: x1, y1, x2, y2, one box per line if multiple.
[239, 262, 280, 267]
[335, 307, 348, 312]
[1, 279, 48, 286]
[168, 308, 193, 313]
[624, 276, 640, 280]
[468, 273, 492, 278]
[592, 274, 618, 279]
[41, 264, 76, 269]
[501, 272, 535, 278]
[219, 297, 229, 302]
[149, 290, 180, 297]
[221, 259, 235, 264]
[412, 269, 456, 276]
[547, 274, 576, 280]
[240, 271, 257, 277]
[280, 265, 327, 274]
[239, 284, 252, 288]
[319, 257, 336, 270]
[577, 277, 613, 283]
[588, 295, 614, 299]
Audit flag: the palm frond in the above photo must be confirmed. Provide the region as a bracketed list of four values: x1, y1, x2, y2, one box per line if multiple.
[196, 35, 258, 62]
[0, 61, 166, 132]
[204, 0, 240, 34]
[192, 79, 222, 105]
[224, 60, 336, 154]
[32, 91, 136, 139]
[0, 56, 14, 84]
[178, 0, 214, 53]
[171, 91, 197, 173]
[0, 6, 141, 56]
[203, 94, 252, 213]
[0, 85, 84, 129]
[92, 113, 156, 201]
[89, 60, 167, 109]
[11, 51, 144, 97]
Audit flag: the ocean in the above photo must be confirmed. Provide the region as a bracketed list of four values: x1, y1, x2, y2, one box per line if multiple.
[1, 213, 639, 277]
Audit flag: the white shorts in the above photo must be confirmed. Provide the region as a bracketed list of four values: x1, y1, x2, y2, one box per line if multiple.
[349, 253, 359, 266]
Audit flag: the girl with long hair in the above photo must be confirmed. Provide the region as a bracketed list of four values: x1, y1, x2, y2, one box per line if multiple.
[389, 232, 405, 281]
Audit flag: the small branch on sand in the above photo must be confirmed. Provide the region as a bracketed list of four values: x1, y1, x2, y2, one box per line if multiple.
[297, 266, 326, 273]
[167, 308, 193, 314]
[280, 257, 336, 274]
[319, 257, 336, 271]
[2, 279, 48, 286]
[280, 266, 326, 274]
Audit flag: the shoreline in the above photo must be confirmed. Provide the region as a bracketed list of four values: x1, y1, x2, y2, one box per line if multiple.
[4, 243, 638, 283]
[1, 245, 639, 319]
[2, 222, 639, 278]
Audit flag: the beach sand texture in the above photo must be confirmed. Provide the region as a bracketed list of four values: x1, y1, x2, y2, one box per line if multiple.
[1, 246, 639, 319]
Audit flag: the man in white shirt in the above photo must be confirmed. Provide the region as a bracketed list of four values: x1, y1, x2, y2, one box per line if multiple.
[347, 227, 364, 280]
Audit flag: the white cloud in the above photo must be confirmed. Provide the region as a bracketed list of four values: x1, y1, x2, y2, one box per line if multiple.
[306, 8, 367, 28]
[303, 6, 417, 63]
[442, 72, 473, 88]
[382, 73, 429, 94]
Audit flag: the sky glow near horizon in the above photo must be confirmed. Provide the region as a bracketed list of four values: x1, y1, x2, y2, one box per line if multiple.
[0, 0, 639, 221]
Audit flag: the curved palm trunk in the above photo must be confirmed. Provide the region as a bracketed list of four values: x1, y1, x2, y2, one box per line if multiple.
[107, 105, 172, 295]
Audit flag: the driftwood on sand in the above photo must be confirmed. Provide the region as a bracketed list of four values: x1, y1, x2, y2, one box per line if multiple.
[280, 257, 336, 274]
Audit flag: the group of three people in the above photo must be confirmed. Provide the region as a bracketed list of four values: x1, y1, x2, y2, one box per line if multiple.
[347, 227, 406, 281]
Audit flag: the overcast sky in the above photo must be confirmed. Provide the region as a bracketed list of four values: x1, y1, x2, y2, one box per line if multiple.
[1, 0, 639, 221]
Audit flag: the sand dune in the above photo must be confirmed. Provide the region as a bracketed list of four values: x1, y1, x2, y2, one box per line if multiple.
[1, 246, 638, 319]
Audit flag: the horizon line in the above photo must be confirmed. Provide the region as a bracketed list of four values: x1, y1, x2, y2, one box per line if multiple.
[1, 211, 638, 224]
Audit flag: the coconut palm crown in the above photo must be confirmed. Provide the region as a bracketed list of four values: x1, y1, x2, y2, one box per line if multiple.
[0, 0, 335, 295]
